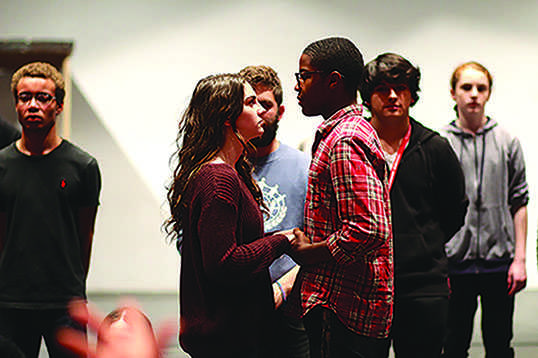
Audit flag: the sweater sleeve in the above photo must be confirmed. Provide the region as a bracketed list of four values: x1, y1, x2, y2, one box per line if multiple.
[196, 168, 290, 283]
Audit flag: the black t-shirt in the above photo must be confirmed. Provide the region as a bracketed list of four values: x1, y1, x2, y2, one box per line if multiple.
[0, 119, 20, 150]
[0, 140, 101, 308]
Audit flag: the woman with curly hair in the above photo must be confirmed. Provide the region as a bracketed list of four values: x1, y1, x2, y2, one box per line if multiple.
[166, 73, 296, 358]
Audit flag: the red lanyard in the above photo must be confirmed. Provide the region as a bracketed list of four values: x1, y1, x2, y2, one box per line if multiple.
[387, 125, 411, 191]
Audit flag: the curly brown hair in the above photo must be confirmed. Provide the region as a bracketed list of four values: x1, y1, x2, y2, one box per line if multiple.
[165, 73, 264, 242]
[239, 65, 283, 106]
[11, 62, 66, 105]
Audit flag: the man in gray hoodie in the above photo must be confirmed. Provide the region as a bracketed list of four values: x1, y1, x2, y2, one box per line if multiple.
[441, 62, 528, 358]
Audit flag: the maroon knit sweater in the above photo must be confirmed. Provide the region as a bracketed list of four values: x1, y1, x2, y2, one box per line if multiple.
[179, 163, 290, 357]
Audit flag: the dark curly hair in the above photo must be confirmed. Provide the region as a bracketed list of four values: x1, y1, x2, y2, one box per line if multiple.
[360, 53, 420, 109]
[165, 73, 264, 242]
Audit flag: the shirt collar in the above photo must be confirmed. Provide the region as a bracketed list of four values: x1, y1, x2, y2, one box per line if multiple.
[316, 104, 363, 139]
[311, 104, 363, 155]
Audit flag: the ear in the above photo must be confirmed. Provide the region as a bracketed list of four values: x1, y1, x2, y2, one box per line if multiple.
[450, 88, 456, 101]
[327, 71, 343, 90]
[55, 102, 64, 116]
[277, 105, 285, 122]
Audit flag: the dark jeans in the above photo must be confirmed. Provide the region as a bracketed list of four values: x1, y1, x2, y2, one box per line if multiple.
[389, 296, 448, 358]
[271, 309, 310, 358]
[0, 307, 86, 358]
[304, 306, 389, 358]
[194, 310, 308, 358]
[443, 273, 515, 358]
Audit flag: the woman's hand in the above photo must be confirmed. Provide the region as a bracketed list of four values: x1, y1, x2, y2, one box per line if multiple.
[274, 228, 297, 242]
[272, 265, 300, 308]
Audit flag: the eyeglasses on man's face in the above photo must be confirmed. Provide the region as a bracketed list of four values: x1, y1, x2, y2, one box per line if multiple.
[294, 70, 325, 84]
[17, 92, 56, 106]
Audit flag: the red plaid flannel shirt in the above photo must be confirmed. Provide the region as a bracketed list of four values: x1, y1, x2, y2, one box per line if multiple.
[291, 104, 393, 338]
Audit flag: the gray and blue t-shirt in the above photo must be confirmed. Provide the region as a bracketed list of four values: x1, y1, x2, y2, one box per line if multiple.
[253, 143, 309, 281]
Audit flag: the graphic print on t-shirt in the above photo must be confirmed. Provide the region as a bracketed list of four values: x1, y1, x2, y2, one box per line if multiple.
[257, 177, 287, 231]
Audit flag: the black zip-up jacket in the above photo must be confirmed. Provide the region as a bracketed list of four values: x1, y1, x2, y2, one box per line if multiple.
[389, 118, 468, 299]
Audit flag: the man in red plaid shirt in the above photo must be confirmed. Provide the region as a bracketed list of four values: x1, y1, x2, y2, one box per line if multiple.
[288, 37, 393, 358]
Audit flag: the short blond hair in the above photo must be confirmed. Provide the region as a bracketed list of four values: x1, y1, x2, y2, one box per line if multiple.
[11, 62, 65, 105]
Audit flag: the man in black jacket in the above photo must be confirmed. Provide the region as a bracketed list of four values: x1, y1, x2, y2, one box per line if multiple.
[359, 53, 468, 358]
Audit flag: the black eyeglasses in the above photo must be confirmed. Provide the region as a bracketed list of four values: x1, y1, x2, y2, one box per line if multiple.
[294, 70, 325, 83]
[17, 92, 56, 106]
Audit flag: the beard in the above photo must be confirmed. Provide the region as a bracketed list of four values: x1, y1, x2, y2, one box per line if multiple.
[251, 116, 279, 148]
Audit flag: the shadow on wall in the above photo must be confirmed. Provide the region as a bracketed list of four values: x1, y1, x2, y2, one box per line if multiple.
[70, 81, 177, 292]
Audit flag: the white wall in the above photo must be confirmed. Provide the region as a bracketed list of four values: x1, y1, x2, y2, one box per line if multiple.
[1, 0, 537, 291]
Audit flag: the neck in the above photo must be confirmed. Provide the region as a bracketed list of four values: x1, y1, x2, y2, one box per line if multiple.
[253, 140, 279, 158]
[213, 129, 244, 167]
[371, 115, 410, 154]
[17, 126, 62, 155]
[321, 93, 356, 120]
[456, 112, 487, 134]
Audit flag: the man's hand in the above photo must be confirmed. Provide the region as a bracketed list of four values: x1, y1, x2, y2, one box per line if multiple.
[507, 260, 527, 296]
[287, 228, 332, 265]
[290, 228, 310, 247]
[287, 228, 311, 265]
[57, 299, 176, 358]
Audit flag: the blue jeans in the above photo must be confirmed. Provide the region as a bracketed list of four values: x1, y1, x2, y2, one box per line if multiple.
[0, 307, 86, 358]
[443, 272, 515, 358]
[304, 306, 389, 358]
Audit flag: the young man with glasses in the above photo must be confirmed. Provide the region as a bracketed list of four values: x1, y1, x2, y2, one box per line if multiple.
[0, 62, 101, 358]
[359, 53, 468, 358]
[287, 37, 393, 358]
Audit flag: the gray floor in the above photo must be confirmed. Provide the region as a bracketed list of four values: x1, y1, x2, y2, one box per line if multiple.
[38, 290, 538, 357]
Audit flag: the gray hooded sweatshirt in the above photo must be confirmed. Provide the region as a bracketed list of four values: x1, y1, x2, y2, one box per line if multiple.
[440, 118, 528, 274]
